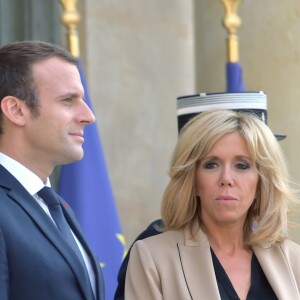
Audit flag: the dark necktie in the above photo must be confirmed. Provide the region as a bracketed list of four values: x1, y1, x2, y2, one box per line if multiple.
[38, 187, 95, 299]
[38, 186, 86, 267]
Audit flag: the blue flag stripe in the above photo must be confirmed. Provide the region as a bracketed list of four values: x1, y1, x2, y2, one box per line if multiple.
[226, 62, 245, 92]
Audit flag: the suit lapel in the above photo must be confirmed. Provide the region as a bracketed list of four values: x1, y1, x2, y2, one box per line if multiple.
[178, 226, 300, 300]
[0, 166, 94, 300]
[61, 196, 105, 300]
[253, 243, 300, 299]
[177, 227, 221, 300]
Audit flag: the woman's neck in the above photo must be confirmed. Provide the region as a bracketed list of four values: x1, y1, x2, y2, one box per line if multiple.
[201, 220, 250, 255]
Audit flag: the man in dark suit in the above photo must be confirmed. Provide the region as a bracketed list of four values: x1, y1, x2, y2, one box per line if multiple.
[0, 41, 105, 300]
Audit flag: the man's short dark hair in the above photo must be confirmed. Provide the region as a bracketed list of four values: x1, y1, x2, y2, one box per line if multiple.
[0, 41, 78, 133]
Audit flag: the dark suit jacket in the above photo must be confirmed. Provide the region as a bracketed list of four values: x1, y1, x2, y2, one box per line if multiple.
[0, 165, 105, 300]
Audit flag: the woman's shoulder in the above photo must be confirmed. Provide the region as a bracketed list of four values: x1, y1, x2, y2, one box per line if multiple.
[141, 227, 185, 244]
[133, 224, 206, 252]
[132, 227, 186, 254]
[279, 238, 300, 253]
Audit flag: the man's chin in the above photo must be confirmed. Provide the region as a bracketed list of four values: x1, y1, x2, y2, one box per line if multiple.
[62, 151, 84, 165]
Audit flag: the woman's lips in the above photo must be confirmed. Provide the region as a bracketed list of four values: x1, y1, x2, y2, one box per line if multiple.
[216, 196, 237, 202]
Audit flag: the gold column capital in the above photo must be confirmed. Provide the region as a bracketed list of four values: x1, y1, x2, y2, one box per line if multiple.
[60, 0, 81, 57]
[221, 0, 243, 62]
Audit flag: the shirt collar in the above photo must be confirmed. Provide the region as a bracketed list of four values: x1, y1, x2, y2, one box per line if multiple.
[0, 152, 51, 195]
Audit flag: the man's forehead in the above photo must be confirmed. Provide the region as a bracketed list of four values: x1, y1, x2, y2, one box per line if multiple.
[33, 58, 83, 96]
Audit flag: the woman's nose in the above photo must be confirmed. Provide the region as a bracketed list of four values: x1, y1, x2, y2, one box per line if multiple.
[218, 168, 234, 186]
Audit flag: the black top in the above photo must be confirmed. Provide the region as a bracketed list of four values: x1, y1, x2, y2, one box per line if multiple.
[211, 249, 278, 300]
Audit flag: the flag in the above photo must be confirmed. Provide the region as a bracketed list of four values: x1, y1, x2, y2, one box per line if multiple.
[226, 62, 245, 92]
[58, 60, 125, 300]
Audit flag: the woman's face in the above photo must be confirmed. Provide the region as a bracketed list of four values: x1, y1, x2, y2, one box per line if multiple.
[195, 132, 259, 229]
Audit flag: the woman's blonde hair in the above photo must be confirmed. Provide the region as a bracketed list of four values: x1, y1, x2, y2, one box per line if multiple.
[161, 109, 298, 245]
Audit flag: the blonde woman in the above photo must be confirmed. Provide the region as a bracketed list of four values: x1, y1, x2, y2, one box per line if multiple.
[126, 109, 300, 300]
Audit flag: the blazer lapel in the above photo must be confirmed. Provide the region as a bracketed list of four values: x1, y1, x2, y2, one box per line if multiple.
[0, 167, 94, 300]
[61, 198, 105, 300]
[178, 226, 300, 300]
[253, 243, 300, 299]
[177, 227, 221, 300]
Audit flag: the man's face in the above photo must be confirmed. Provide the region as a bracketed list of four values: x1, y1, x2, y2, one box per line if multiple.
[24, 57, 95, 171]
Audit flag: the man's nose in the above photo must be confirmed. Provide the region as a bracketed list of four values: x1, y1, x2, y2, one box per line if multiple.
[79, 100, 96, 125]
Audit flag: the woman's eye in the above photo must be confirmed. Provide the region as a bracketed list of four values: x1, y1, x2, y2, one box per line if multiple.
[236, 162, 250, 170]
[204, 162, 218, 169]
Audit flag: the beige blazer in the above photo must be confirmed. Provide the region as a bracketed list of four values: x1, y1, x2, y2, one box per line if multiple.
[125, 226, 300, 300]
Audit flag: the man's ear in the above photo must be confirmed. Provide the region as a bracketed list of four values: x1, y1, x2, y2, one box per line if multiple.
[0, 96, 27, 126]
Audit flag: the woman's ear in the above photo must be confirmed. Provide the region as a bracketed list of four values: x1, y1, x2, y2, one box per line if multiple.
[1, 96, 27, 126]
